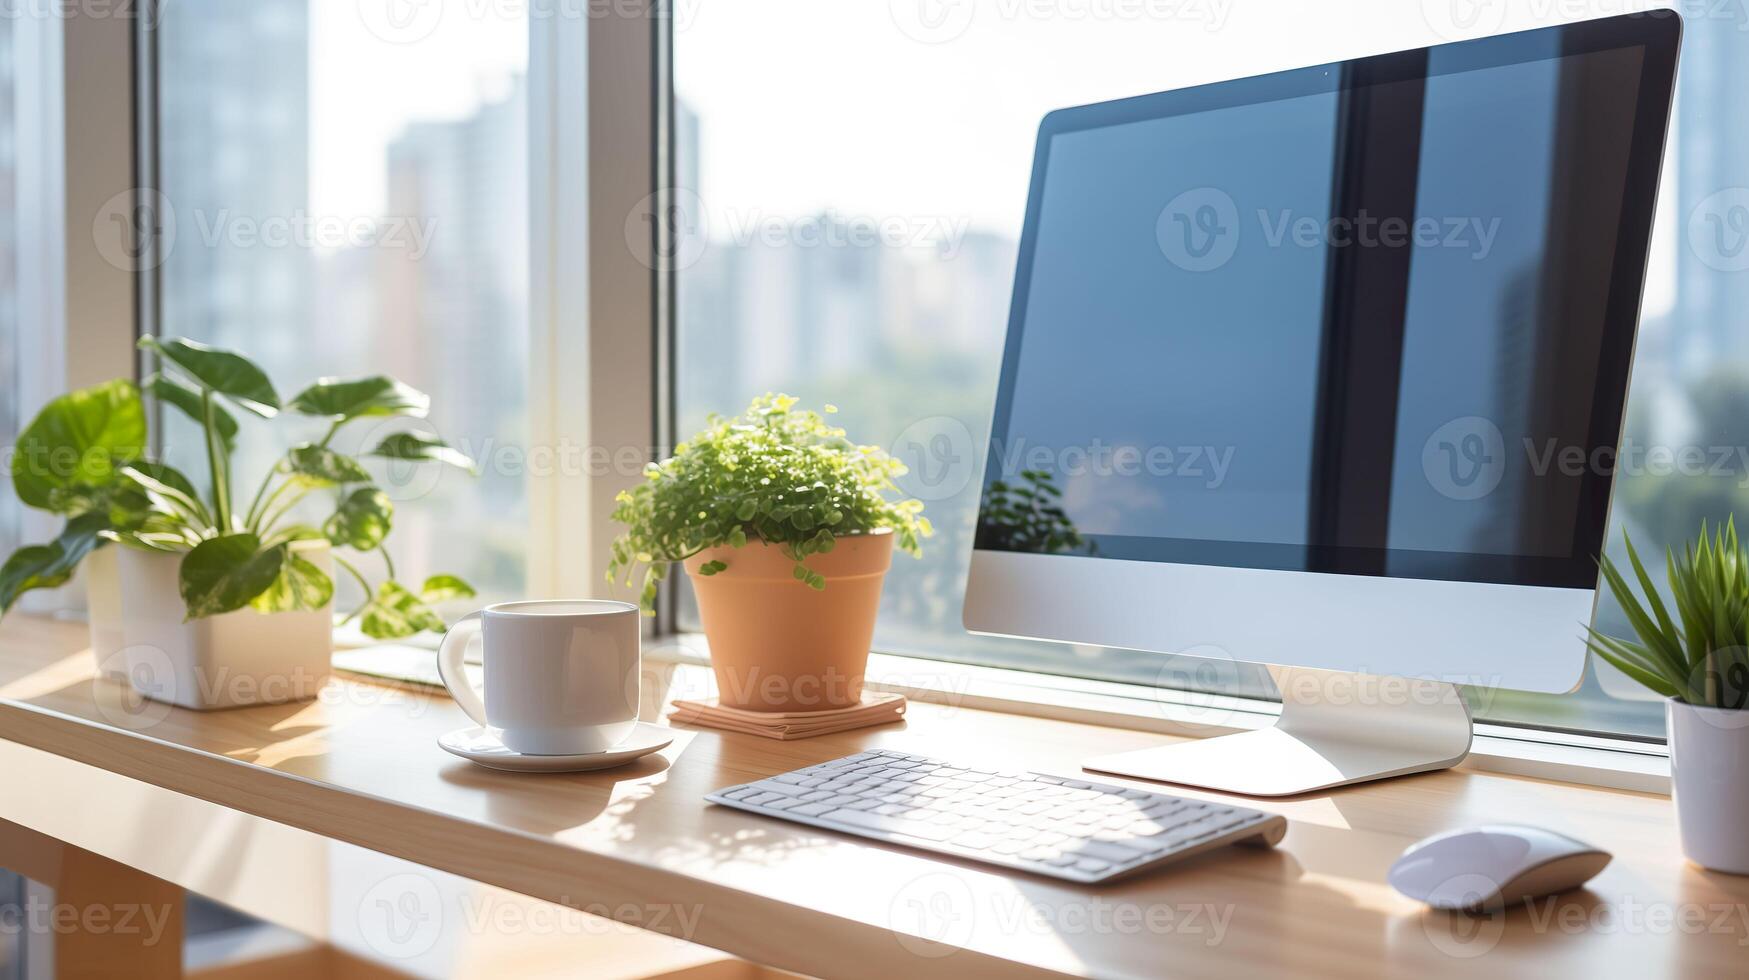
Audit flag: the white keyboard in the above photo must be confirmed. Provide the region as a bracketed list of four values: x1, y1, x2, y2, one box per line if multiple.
[706, 749, 1287, 884]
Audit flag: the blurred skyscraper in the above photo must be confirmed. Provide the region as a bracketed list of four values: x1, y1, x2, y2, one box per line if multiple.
[158, 0, 310, 483]
[675, 98, 1016, 431]
[379, 76, 529, 591]
[159, 0, 310, 364]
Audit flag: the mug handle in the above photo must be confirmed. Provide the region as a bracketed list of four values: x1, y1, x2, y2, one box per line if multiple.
[436, 612, 488, 726]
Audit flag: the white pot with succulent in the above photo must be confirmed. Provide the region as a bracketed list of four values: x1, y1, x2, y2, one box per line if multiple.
[2, 337, 480, 710]
[1586, 520, 1749, 874]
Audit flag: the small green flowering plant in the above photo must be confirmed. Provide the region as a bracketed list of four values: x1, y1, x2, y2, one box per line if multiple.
[607, 394, 931, 613]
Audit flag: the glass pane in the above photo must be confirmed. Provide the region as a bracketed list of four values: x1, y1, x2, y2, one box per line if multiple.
[156, 0, 530, 606]
[0, 17, 18, 563]
[674, 4, 1714, 738]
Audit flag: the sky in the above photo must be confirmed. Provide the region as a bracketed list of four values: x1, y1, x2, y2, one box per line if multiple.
[306, 0, 1677, 314]
[308, 0, 526, 220]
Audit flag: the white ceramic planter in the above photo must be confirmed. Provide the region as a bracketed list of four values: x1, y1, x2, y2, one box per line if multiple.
[117, 542, 334, 711]
[84, 546, 127, 680]
[1667, 698, 1749, 875]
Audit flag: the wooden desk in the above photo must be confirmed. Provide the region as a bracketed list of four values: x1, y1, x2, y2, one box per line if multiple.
[2, 616, 1745, 979]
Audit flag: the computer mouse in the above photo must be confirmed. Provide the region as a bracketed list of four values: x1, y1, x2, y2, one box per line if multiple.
[1388, 825, 1612, 911]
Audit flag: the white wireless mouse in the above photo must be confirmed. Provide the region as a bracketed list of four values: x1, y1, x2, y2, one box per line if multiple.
[1389, 824, 1612, 911]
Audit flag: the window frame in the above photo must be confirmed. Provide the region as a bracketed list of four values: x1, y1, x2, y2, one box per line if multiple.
[43, 1, 1662, 755]
[5, 8, 137, 614]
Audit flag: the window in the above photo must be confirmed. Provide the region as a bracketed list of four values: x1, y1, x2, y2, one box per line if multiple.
[0, 15, 19, 563]
[674, 3, 1739, 739]
[153, 0, 531, 604]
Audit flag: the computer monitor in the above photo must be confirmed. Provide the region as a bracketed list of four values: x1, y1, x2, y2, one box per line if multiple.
[963, 12, 1681, 796]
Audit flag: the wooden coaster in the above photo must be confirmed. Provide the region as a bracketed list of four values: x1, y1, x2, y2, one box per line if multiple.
[667, 692, 907, 740]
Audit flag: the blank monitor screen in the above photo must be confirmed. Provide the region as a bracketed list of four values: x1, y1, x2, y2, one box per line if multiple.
[977, 15, 1679, 590]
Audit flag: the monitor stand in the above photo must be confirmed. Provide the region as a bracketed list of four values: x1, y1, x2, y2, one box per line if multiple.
[1082, 666, 1473, 797]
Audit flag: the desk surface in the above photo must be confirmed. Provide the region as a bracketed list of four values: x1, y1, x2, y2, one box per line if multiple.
[2, 616, 1745, 980]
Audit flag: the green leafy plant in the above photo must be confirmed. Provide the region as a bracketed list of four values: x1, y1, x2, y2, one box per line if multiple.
[0, 379, 147, 612]
[2, 337, 478, 638]
[1586, 519, 1749, 710]
[607, 394, 932, 613]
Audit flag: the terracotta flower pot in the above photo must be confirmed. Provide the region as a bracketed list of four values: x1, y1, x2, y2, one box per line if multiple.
[685, 529, 894, 712]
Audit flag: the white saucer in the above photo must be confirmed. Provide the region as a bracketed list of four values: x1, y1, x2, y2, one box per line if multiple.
[439, 722, 674, 773]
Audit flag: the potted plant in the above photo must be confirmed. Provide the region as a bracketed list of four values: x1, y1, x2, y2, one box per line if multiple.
[2, 336, 477, 710]
[1585, 519, 1749, 874]
[608, 395, 931, 712]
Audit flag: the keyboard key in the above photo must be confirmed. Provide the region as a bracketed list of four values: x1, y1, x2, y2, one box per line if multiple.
[790, 803, 835, 817]
[1071, 839, 1156, 864]
[756, 779, 818, 795]
[824, 808, 956, 841]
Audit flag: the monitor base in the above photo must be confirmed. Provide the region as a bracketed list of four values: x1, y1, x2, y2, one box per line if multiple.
[1083, 666, 1473, 797]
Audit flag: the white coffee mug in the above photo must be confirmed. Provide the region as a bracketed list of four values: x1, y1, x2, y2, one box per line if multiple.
[437, 600, 640, 755]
